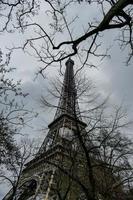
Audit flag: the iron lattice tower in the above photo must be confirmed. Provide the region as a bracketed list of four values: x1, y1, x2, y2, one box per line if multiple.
[38, 58, 84, 155]
[3, 58, 87, 200]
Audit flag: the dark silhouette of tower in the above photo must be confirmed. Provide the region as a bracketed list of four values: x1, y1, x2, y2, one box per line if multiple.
[3, 58, 87, 200]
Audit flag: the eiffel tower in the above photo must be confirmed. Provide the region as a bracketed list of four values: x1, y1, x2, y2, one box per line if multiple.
[4, 58, 87, 200]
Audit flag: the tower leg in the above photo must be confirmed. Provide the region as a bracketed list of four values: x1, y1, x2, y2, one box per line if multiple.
[44, 168, 56, 200]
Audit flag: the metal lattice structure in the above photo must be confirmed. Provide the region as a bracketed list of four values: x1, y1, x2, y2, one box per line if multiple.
[54, 58, 81, 120]
[3, 58, 87, 200]
[37, 58, 85, 155]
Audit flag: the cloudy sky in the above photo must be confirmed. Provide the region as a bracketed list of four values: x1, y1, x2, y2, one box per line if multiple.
[0, 0, 133, 198]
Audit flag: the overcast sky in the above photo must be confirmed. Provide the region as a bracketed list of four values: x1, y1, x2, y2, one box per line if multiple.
[0, 1, 133, 198]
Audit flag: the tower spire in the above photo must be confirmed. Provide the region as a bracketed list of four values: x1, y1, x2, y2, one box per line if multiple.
[54, 58, 81, 120]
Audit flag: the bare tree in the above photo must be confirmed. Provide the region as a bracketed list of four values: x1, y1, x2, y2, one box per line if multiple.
[0, 138, 38, 200]
[39, 74, 133, 200]
[0, 0, 132, 73]
[0, 50, 37, 166]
